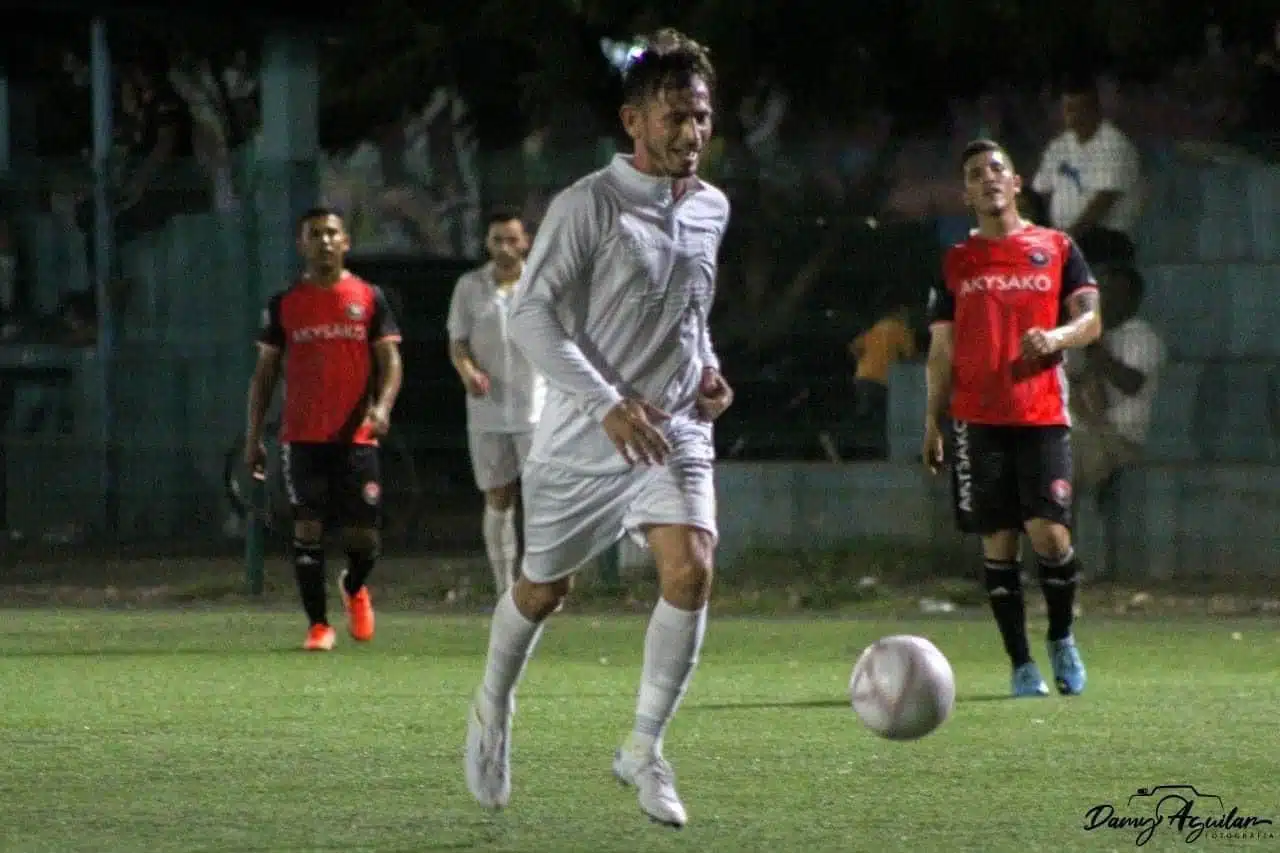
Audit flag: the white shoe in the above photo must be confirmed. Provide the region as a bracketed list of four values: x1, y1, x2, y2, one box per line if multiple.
[465, 689, 512, 809]
[613, 747, 688, 828]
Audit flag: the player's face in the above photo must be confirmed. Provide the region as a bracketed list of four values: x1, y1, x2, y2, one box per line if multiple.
[623, 77, 713, 179]
[298, 215, 349, 271]
[485, 219, 528, 267]
[962, 149, 1022, 217]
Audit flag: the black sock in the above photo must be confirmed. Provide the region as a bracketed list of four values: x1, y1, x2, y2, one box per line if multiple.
[343, 549, 376, 595]
[1038, 550, 1080, 642]
[984, 559, 1032, 667]
[293, 540, 327, 626]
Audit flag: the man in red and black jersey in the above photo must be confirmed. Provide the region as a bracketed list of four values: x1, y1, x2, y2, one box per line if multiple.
[245, 208, 404, 651]
[925, 140, 1101, 698]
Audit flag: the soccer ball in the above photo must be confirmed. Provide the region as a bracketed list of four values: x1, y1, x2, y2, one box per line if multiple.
[849, 635, 956, 740]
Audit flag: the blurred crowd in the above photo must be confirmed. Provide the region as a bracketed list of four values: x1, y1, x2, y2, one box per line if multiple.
[0, 19, 1275, 350]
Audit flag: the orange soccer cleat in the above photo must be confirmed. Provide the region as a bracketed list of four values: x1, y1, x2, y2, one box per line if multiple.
[339, 571, 375, 642]
[304, 623, 337, 651]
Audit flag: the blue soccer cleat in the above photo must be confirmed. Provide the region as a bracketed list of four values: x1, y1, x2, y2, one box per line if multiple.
[1012, 661, 1051, 697]
[1049, 636, 1087, 696]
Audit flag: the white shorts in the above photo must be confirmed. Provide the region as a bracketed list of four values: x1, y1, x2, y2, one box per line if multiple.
[468, 430, 533, 492]
[520, 456, 718, 583]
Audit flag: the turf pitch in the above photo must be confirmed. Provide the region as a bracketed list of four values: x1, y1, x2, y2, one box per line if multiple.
[1, 610, 1277, 852]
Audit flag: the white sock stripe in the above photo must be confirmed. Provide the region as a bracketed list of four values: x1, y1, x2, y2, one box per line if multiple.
[1036, 548, 1075, 568]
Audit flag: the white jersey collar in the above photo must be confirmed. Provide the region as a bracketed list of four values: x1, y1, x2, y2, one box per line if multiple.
[608, 154, 702, 203]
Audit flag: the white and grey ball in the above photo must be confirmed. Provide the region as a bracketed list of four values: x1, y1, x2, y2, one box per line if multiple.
[849, 635, 956, 740]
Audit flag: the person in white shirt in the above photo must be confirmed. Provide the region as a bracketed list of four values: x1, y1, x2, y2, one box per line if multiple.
[447, 209, 546, 597]
[1067, 265, 1165, 492]
[464, 29, 732, 830]
[1032, 77, 1141, 267]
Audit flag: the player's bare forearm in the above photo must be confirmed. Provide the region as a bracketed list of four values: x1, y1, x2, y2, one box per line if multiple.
[1054, 290, 1103, 350]
[374, 341, 403, 412]
[246, 349, 281, 441]
[449, 340, 479, 378]
[924, 327, 954, 424]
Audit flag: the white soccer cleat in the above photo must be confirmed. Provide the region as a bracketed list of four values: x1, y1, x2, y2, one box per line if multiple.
[613, 747, 688, 828]
[464, 690, 512, 809]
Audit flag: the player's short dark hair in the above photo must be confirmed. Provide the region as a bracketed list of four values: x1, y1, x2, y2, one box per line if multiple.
[1059, 73, 1099, 101]
[298, 206, 343, 231]
[621, 28, 716, 106]
[486, 206, 522, 228]
[960, 138, 1014, 171]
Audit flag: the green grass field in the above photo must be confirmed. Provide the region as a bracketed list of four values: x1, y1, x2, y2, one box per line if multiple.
[1, 610, 1277, 852]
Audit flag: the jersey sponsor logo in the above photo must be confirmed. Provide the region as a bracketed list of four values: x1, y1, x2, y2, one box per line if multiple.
[290, 323, 368, 344]
[958, 273, 1053, 296]
[1028, 250, 1050, 267]
[953, 421, 973, 515]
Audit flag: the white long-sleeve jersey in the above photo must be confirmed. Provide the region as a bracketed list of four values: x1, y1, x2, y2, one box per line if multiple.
[510, 154, 730, 475]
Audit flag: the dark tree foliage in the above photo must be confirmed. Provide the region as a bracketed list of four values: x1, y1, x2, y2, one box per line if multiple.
[6, 0, 1276, 148]
[314, 0, 1276, 146]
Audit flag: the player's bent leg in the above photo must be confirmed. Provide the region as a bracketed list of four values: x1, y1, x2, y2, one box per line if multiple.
[465, 573, 568, 810]
[1025, 519, 1086, 696]
[613, 522, 713, 829]
[482, 481, 520, 599]
[981, 531, 1047, 697]
[466, 459, 633, 810]
[293, 519, 335, 651]
[338, 526, 378, 642]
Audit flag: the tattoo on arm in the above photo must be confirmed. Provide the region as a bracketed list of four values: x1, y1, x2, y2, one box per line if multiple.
[1070, 289, 1100, 319]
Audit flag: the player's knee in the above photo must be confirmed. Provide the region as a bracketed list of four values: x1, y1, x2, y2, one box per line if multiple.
[650, 526, 715, 609]
[512, 574, 569, 621]
[1025, 519, 1072, 563]
[342, 526, 380, 557]
[293, 519, 323, 545]
[485, 483, 519, 511]
[980, 530, 1021, 562]
[658, 559, 713, 609]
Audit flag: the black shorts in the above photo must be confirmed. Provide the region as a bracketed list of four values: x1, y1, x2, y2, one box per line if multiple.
[949, 421, 1073, 534]
[281, 442, 381, 527]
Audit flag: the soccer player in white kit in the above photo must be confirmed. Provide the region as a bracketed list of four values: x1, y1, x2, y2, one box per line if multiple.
[447, 209, 545, 596]
[464, 29, 733, 828]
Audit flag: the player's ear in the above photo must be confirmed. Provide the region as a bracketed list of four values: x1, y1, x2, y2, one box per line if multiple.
[620, 101, 644, 141]
[1011, 173, 1023, 195]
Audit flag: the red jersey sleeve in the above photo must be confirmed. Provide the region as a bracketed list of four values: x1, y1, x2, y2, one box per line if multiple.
[1059, 236, 1098, 311]
[257, 291, 286, 350]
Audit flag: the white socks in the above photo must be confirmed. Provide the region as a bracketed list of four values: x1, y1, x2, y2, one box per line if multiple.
[480, 589, 543, 716]
[482, 506, 518, 596]
[629, 599, 708, 758]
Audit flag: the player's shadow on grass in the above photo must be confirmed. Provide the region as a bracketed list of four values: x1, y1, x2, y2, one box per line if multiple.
[689, 693, 1009, 712]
